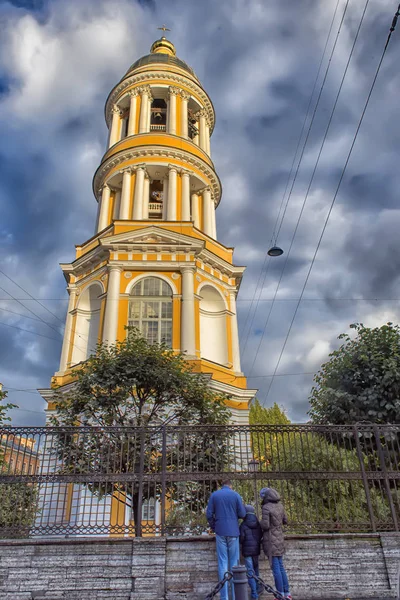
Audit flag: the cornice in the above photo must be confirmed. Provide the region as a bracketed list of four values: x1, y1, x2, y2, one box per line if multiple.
[93, 146, 221, 205]
[105, 71, 215, 133]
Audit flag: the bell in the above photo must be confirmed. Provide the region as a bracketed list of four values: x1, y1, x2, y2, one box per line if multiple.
[267, 246, 284, 257]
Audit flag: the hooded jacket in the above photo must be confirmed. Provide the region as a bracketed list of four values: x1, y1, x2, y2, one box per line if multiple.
[260, 488, 287, 561]
[239, 506, 263, 557]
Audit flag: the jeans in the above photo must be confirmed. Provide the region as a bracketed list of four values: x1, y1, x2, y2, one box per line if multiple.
[244, 555, 260, 598]
[271, 556, 290, 595]
[215, 535, 240, 600]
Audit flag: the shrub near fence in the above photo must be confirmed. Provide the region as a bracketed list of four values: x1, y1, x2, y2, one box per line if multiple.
[0, 424, 399, 538]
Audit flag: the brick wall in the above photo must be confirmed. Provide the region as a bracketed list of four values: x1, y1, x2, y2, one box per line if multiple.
[0, 533, 399, 600]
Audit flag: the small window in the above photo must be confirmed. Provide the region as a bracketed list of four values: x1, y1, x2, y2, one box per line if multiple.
[142, 498, 156, 521]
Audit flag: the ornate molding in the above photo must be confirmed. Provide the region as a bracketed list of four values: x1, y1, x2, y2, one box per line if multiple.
[112, 104, 122, 115]
[128, 89, 139, 98]
[105, 71, 215, 133]
[168, 86, 180, 96]
[180, 90, 191, 102]
[93, 146, 221, 205]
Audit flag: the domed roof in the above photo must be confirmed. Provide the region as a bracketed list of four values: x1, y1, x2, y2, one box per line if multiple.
[124, 37, 198, 81]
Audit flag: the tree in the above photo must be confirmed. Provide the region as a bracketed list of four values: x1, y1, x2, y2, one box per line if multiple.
[250, 399, 290, 425]
[309, 322, 400, 424]
[245, 398, 389, 531]
[51, 330, 231, 532]
[0, 384, 17, 426]
[0, 388, 37, 539]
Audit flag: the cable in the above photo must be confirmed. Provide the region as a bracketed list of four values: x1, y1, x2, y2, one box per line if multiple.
[247, 0, 370, 380]
[0, 320, 61, 342]
[239, 0, 347, 353]
[0, 270, 65, 326]
[263, 1, 400, 404]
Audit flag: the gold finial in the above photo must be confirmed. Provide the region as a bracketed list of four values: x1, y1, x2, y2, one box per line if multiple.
[151, 26, 176, 56]
[158, 25, 171, 35]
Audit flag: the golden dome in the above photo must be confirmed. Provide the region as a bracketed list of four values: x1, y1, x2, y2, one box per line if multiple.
[150, 36, 176, 57]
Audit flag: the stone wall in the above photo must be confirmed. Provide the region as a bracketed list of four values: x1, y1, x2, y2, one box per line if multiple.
[0, 533, 399, 600]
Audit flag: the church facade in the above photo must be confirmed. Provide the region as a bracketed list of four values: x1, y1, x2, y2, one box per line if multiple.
[40, 34, 256, 423]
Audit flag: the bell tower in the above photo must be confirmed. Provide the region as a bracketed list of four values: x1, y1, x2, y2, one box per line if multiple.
[41, 34, 256, 422]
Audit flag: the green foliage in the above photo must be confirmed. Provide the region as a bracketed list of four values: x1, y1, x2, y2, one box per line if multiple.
[0, 386, 17, 426]
[50, 330, 231, 526]
[249, 399, 290, 425]
[247, 399, 391, 531]
[51, 329, 230, 427]
[309, 322, 400, 424]
[0, 482, 38, 539]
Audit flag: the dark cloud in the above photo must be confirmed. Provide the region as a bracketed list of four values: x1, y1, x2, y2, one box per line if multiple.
[0, 0, 399, 424]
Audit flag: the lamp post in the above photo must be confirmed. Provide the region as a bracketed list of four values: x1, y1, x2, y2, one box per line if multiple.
[248, 459, 260, 516]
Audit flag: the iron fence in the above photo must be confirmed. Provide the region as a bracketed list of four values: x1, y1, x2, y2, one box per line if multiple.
[0, 424, 399, 538]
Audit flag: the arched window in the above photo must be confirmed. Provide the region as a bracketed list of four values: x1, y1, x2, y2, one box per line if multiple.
[128, 277, 173, 346]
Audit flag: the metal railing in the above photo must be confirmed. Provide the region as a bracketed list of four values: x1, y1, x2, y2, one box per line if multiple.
[0, 424, 399, 538]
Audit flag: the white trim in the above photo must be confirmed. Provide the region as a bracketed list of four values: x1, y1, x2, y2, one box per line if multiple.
[75, 280, 105, 307]
[124, 272, 178, 295]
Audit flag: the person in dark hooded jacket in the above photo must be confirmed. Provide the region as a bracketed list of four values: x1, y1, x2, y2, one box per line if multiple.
[239, 504, 263, 599]
[260, 487, 291, 599]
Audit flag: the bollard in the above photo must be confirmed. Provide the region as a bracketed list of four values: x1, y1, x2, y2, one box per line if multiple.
[232, 564, 248, 600]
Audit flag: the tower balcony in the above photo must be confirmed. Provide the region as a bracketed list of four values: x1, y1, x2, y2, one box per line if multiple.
[102, 132, 214, 169]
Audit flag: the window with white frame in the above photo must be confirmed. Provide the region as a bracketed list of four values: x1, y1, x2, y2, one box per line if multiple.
[128, 277, 173, 346]
[141, 497, 156, 521]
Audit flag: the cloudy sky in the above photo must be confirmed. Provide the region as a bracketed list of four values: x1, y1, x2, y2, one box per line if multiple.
[0, 0, 399, 425]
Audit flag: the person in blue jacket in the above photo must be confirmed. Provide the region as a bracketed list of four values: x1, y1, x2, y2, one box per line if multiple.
[206, 479, 246, 600]
[239, 504, 263, 599]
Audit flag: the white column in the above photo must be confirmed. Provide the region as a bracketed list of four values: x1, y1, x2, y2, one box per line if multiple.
[168, 87, 178, 135]
[139, 86, 151, 134]
[180, 267, 196, 356]
[97, 184, 111, 232]
[167, 165, 177, 221]
[133, 165, 145, 220]
[229, 292, 241, 372]
[202, 188, 212, 236]
[205, 121, 211, 155]
[181, 171, 191, 221]
[198, 109, 207, 151]
[127, 90, 138, 136]
[193, 123, 199, 146]
[211, 197, 217, 239]
[143, 174, 150, 219]
[113, 190, 121, 220]
[102, 266, 122, 344]
[162, 176, 168, 220]
[180, 91, 190, 138]
[109, 105, 122, 148]
[119, 168, 132, 219]
[191, 193, 200, 228]
[58, 287, 77, 372]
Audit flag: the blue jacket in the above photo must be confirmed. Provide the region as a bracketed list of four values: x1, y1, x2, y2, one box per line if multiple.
[206, 486, 246, 537]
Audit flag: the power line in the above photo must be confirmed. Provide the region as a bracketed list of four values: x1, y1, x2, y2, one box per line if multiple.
[239, 0, 348, 354]
[0, 270, 65, 326]
[247, 0, 371, 380]
[0, 285, 64, 339]
[264, 1, 400, 403]
[0, 320, 61, 342]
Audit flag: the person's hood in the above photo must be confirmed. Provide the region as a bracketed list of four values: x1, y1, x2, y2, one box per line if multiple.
[245, 504, 255, 514]
[260, 487, 281, 503]
[244, 513, 260, 528]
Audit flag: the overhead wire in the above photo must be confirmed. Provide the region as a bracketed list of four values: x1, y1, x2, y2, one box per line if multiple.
[247, 0, 371, 381]
[239, 0, 347, 355]
[263, 1, 400, 403]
